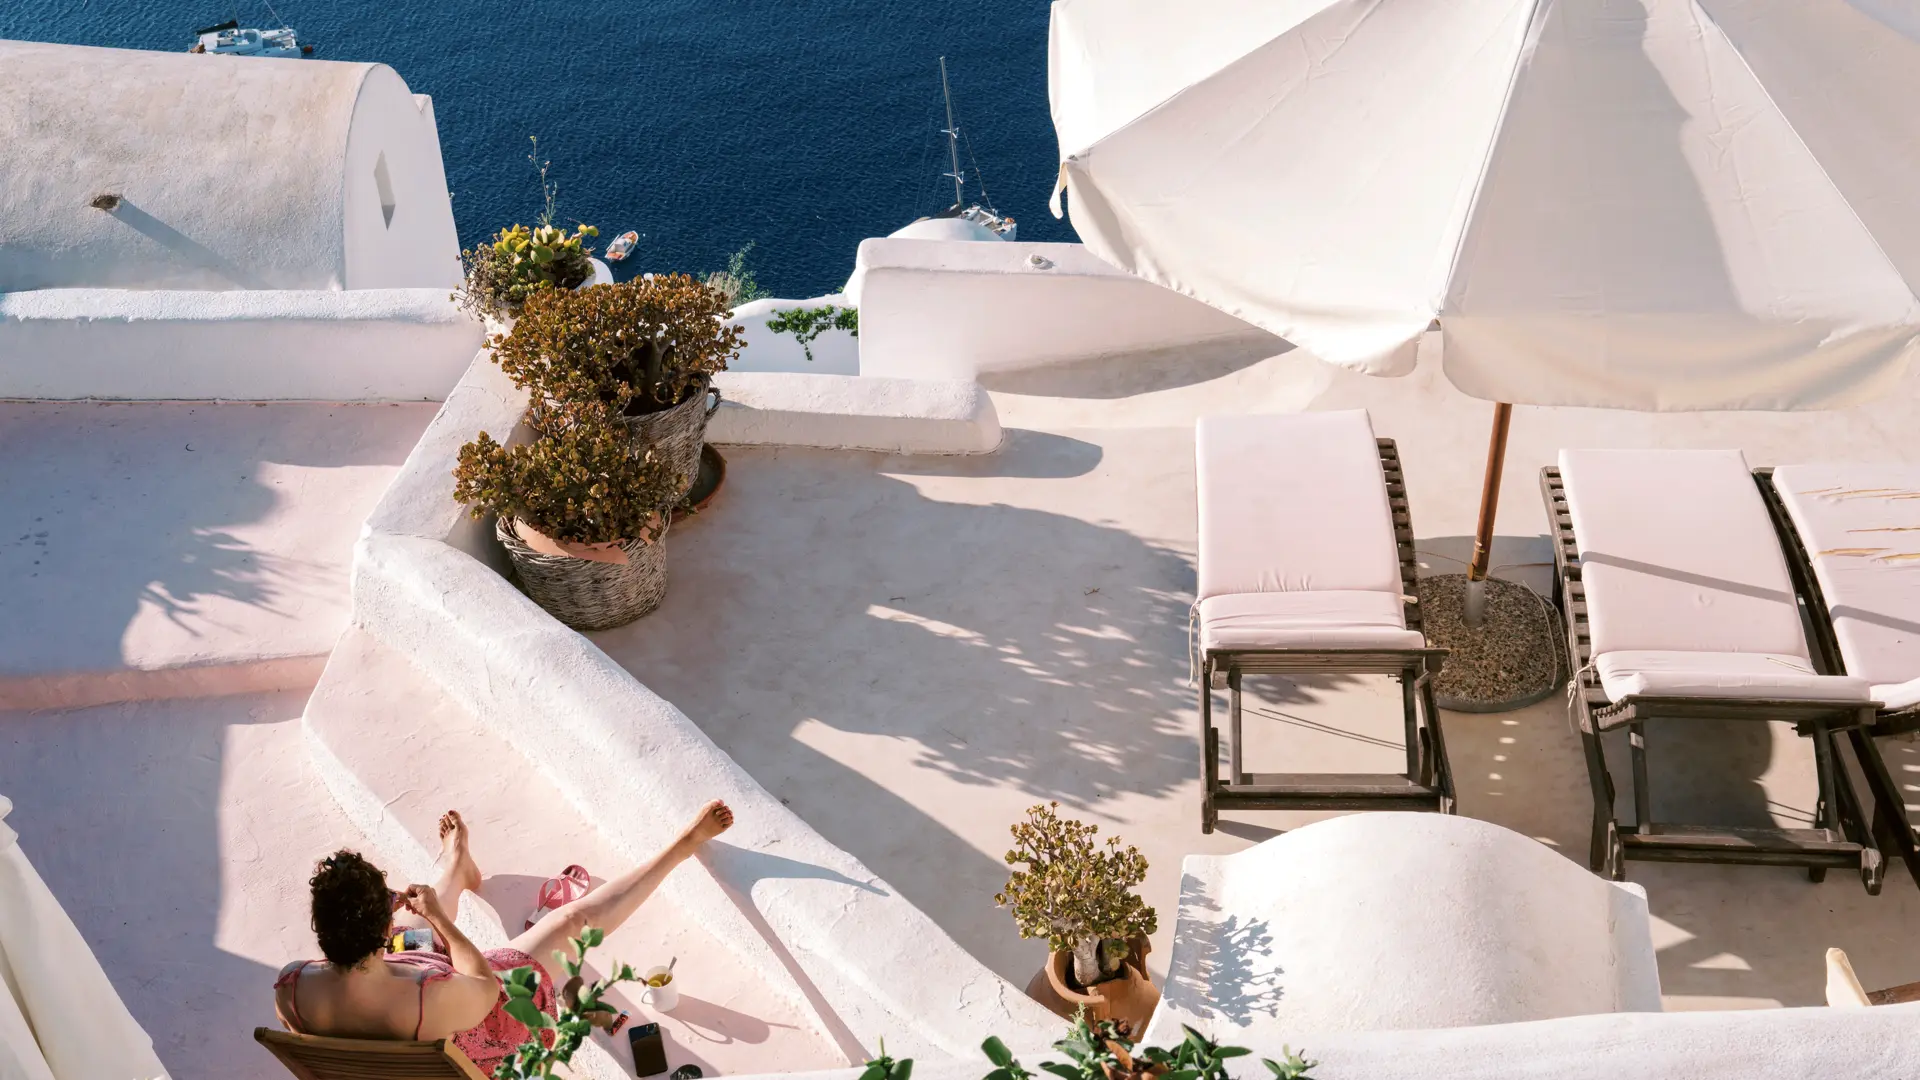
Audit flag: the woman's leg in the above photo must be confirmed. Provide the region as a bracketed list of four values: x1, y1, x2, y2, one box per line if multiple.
[508, 800, 733, 971]
[394, 811, 483, 932]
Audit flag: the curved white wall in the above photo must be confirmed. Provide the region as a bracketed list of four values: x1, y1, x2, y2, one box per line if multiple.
[849, 239, 1284, 380]
[0, 40, 458, 291]
[341, 69, 463, 289]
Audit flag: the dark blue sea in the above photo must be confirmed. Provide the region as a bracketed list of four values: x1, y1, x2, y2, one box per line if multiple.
[4, 0, 1075, 297]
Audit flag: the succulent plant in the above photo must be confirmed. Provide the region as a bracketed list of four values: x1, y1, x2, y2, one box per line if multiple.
[997, 803, 1158, 989]
[452, 398, 681, 546]
[455, 222, 599, 318]
[490, 274, 744, 419]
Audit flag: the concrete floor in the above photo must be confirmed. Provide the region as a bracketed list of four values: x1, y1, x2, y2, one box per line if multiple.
[0, 402, 434, 705]
[593, 336, 1920, 1010]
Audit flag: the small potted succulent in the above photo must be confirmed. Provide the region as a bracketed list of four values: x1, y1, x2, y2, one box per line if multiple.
[489, 275, 743, 499]
[997, 803, 1161, 1032]
[455, 222, 601, 322]
[453, 398, 681, 630]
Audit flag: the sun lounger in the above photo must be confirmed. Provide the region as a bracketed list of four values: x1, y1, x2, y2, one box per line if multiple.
[1194, 410, 1451, 832]
[1146, 812, 1660, 1042]
[1756, 464, 1920, 888]
[255, 1027, 490, 1080]
[1826, 947, 1920, 1008]
[1541, 449, 1882, 891]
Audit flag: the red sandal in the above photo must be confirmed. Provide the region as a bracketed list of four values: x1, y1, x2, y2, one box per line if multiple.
[526, 864, 591, 930]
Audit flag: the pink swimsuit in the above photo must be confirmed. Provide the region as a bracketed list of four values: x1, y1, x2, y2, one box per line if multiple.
[274, 948, 553, 1073]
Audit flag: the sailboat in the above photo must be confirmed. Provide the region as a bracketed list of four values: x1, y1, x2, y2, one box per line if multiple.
[895, 57, 1016, 241]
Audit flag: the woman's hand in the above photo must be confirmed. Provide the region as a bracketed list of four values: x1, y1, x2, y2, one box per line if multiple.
[402, 884, 451, 928]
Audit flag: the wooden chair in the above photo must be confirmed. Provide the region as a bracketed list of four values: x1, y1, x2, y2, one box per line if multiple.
[254, 1026, 490, 1080]
[1195, 410, 1452, 831]
[1541, 451, 1881, 891]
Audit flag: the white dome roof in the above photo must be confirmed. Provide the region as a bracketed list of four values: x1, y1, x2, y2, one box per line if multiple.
[887, 216, 1004, 243]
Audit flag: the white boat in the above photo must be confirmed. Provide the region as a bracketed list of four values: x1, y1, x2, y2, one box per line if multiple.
[898, 57, 1015, 242]
[605, 230, 639, 262]
[189, 20, 311, 57]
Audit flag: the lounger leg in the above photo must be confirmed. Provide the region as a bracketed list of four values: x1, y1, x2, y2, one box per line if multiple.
[1228, 667, 1245, 786]
[1402, 669, 1423, 784]
[1578, 714, 1615, 873]
[1849, 727, 1920, 891]
[1810, 720, 1839, 883]
[1629, 722, 1652, 837]
[1421, 670, 1456, 813]
[1200, 658, 1218, 834]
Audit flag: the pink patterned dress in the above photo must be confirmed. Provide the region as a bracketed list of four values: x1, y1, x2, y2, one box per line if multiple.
[274, 949, 554, 1075]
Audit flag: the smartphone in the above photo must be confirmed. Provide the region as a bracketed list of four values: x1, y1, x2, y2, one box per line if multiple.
[628, 1022, 668, 1077]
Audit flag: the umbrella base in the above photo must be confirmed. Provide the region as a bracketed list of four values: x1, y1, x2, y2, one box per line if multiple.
[1416, 573, 1563, 713]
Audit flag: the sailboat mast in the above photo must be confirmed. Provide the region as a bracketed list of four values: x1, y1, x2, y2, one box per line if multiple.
[939, 56, 965, 209]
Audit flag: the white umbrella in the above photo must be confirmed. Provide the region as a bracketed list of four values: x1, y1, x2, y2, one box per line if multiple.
[1050, 0, 1920, 591]
[0, 796, 169, 1080]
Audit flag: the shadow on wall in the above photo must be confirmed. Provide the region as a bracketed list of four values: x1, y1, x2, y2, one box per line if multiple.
[588, 428, 1331, 981]
[976, 337, 1289, 400]
[1161, 870, 1284, 1028]
[107, 200, 266, 289]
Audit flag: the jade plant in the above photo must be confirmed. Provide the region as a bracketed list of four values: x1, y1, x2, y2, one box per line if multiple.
[452, 399, 681, 546]
[997, 803, 1158, 989]
[490, 274, 744, 419]
[766, 304, 858, 363]
[493, 927, 641, 1079]
[456, 223, 600, 318]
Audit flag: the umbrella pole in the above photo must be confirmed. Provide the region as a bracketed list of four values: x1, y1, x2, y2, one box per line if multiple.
[1464, 402, 1513, 628]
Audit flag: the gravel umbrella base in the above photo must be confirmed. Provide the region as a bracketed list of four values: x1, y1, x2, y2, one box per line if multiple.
[1415, 573, 1564, 713]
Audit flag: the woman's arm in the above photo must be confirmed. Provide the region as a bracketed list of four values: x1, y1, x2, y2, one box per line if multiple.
[403, 884, 501, 1032]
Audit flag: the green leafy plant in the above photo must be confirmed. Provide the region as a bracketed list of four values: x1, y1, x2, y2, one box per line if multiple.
[979, 1018, 1314, 1080]
[997, 803, 1158, 989]
[453, 398, 681, 545]
[860, 1038, 915, 1080]
[492, 927, 641, 1079]
[490, 275, 744, 418]
[457, 223, 600, 318]
[703, 243, 769, 307]
[765, 304, 858, 363]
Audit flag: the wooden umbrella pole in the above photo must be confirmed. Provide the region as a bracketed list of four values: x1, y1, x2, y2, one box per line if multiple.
[1468, 402, 1514, 583]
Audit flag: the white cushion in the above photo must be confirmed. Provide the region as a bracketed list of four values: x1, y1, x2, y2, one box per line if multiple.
[1199, 591, 1425, 652]
[1196, 411, 1403, 602]
[1773, 464, 1920, 691]
[1560, 449, 1810, 660]
[1594, 650, 1870, 703]
[1871, 677, 1920, 712]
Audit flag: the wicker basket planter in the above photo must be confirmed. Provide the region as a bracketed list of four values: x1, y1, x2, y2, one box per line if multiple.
[497, 517, 668, 631]
[621, 379, 720, 500]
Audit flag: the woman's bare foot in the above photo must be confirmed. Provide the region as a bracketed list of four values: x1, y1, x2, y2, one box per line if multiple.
[680, 800, 734, 849]
[439, 810, 482, 892]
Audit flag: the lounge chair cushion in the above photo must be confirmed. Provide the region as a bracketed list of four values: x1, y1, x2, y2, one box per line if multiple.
[1560, 449, 1811, 661]
[1196, 411, 1404, 601]
[1772, 465, 1920, 695]
[1594, 650, 1870, 703]
[1199, 591, 1425, 652]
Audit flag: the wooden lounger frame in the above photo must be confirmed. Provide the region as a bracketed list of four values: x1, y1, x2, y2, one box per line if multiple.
[1199, 438, 1454, 832]
[1755, 468, 1920, 890]
[1541, 466, 1883, 892]
[255, 1026, 491, 1080]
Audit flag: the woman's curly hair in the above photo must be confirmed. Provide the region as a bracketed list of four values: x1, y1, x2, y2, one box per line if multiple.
[310, 850, 392, 967]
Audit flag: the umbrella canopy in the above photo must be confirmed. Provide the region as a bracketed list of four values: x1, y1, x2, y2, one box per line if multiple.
[1049, 0, 1920, 411]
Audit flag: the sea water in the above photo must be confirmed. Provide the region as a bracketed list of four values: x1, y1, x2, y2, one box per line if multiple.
[4, 0, 1074, 297]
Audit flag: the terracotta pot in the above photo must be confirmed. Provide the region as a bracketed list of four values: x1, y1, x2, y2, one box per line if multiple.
[515, 519, 631, 564]
[1024, 936, 1159, 1034]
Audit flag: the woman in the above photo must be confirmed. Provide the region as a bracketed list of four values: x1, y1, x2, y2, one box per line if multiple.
[274, 800, 734, 1072]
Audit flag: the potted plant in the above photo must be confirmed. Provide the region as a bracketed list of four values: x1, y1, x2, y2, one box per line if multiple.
[997, 802, 1161, 1031]
[455, 222, 601, 322]
[489, 274, 743, 499]
[453, 398, 680, 630]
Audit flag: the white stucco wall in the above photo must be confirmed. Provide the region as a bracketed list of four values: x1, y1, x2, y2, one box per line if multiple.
[0, 39, 457, 291]
[848, 240, 1284, 380]
[731, 295, 861, 375]
[341, 76, 463, 289]
[0, 289, 483, 400]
